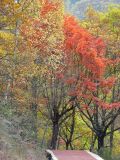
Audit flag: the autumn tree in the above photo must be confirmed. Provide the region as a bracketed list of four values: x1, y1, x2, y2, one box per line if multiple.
[0, 0, 44, 141]
[19, 0, 65, 144]
[0, 0, 38, 104]
[39, 15, 108, 149]
[59, 108, 92, 150]
[82, 5, 120, 152]
[57, 14, 120, 153]
[21, 12, 108, 150]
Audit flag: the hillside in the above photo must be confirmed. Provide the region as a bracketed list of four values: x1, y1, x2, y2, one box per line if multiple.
[0, 116, 46, 160]
[65, 0, 120, 18]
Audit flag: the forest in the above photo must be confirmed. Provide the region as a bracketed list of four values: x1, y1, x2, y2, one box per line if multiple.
[0, 0, 120, 160]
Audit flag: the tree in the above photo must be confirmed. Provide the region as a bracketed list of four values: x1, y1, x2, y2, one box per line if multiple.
[45, 15, 108, 149]
[59, 109, 92, 150]
[22, 14, 107, 149]
[19, 0, 65, 145]
[41, 15, 107, 150]
[63, 14, 120, 152]
[77, 5, 120, 152]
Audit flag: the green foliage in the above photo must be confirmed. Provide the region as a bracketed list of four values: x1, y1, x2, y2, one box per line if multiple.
[99, 148, 120, 160]
[99, 4, 120, 33]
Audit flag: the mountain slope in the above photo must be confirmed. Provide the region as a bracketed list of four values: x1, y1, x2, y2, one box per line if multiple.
[0, 116, 46, 160]
[65, 0, 120, 18]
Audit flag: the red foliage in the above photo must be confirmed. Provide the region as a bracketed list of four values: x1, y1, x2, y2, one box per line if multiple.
[110, 102, 120, 109]
[68, 90, 78, 97]
[100, 77, 116, 87]
[56, 72, 64, 79]
[83, 79, 97, 92]
[63, 16, 119, 110]
[64, 16, 106, 78]
[20, 0, 59, 56]
[65, 77, 77, 85]
[20, 12, 118, 111]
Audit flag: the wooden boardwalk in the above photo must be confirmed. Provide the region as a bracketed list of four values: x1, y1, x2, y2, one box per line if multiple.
[46, 150, 104, 160]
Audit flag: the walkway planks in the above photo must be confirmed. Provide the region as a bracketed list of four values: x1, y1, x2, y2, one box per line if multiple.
[46, 150, 104, 160]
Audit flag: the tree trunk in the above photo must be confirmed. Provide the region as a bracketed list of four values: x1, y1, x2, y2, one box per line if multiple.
[70, 142, 74, 150]
[31, 76, 38, 143]
[97, 133, 105, 151]
[66, 141, 69, 150]
[90, 133, 97, 152]
[50, 122, 59, 149]
[65, 107, 75, 150]
[110, 121, 115, 154]
[31, 103, 38, 143]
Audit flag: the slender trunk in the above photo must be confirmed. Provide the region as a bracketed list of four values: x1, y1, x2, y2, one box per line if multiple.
[41, 120, 49, 148]
[57, 136, 60, 149]
[70, 142, 74, 150]
[50, 122, 59, 149]
[65, 141, 73, 150]
[4, 79, 11, 103]
[31, 76, 38, 142]
[65, 107, 75, 150]
[31, 103, 38, 143]
[66, 142, 73, 150]
[110, 121, 115, 154]
[66, 141, 69, 150]
[90, 133, 97, 152]
[110, 84, 115, 153]
[97, 133, 105, 151]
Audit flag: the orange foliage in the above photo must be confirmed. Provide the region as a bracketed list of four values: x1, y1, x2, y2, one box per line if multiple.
[65, 77, 77, 85]
[20, 0, 60, 57]
[40, 0, 58, 17]
[64, 16, 106, 78]
[100, 77, 116, 88]
[63, 16, 118, 110]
